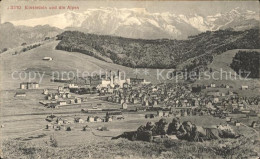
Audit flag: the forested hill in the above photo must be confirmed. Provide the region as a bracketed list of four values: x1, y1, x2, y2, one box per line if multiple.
[231, 51, 260, 78]
[56, 29, 259, 69]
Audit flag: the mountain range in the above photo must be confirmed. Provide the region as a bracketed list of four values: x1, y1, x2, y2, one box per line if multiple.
[10, 7, 259, 39]
[0, 22, 62, 50]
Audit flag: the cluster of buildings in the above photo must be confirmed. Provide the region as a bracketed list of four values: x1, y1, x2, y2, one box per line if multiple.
[97, 70, 150, 90]
[20, 82, 39, 89]
[45, 111, 124, 131]
[100, 80, 259, 118]
[41, 86, 85, 108]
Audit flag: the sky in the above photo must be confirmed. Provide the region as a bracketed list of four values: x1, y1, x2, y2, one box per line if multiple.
[1, 0, 259, 22]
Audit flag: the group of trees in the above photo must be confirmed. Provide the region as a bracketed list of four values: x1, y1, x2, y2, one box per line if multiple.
[21, 43, 41, 52]
[55, 29, 259, 71]
[230, 51, 260, 78]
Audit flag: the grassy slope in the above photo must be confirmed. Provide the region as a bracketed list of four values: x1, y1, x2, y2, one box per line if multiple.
[195, 49, 260, 97]
[0, 40, 173, 90]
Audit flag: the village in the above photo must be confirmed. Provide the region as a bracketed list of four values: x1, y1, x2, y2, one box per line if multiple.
[14, 69, 260, 134]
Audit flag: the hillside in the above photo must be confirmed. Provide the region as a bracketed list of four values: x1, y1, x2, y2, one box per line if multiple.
[194, 49, 260, 97]
[56, 29, 259, 70]
[0, 40, 169, 90]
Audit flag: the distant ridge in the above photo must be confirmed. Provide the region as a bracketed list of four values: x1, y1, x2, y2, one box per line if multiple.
[9, 7, 259, 39]
[55, 28, 260, 70]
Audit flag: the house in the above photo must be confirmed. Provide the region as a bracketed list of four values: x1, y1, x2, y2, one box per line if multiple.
[235, 121, 241, 126]
[74, 117, 84, 123]
[129, 78, 145, 85]
[228, 91, 233, 96]
[181, 110, 187, 116]
[136, 107, 147, 112]
[15, 92, 26, 97]
[157, 110, 163, 117]
[106, 111, 124, 120]
[94, 116, 102, 122]
[251, 121, 258, 128]
[241, 85, 249, 90]
[87, 116, 95, 122]
[54, 94, 59, 100]
[106, 117, 113, 122]
[58, 101, 67, 106]
[62, 94, 66, 98]
[142, 100, 149, 106]
[68, 83, 78, 88]
[206, 102, 213, 108]
[163, 111, 170, 117]
[132, 97, 139, 104]
[66, 93, 71, 98]
[20, 82, 39, 89]
[210, 83, 216, 88]
[56, 118, 64, 125]
[43, 89, 48, 95]
[213, 97, 219, 103]
[120, 98, 124, 104]
[145, 114, 155, 118]
[42, 57, 53, 61]
[28, 82, 39, 89]
[226, 117, 232, 122]
[69, 99, 75, 104]
[153, 100, 158, 106]
[58, 86, 63, 92]
[97, 126, 108, 131]
[20, 83, 27, 89]
[75, 98, 82, 104]
[122, 103, 128, 109]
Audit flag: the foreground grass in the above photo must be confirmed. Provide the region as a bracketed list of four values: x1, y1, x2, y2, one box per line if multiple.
[2, 135, 259, 159]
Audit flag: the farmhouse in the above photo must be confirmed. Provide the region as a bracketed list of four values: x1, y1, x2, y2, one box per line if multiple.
[87, 116, 95, 122]
[15, 92, 26, 97]
[58, 101, 67, 106]
[42, 57, 53, 61]
[129, 77, 145, 85]
[74, 117, 84, 123]
[251, 121, 258, 128]
[20, 82, 39, 89]
[210, 83, 216, 88]
[105, 116, 113, 122]
[94, 116, 102, 122]
[43, 89, 48, 95]
[106, 111, 124, 120]
[241, 85, 249, 90]
[145, 114, 155, 118]
[157, 110, 163, 117]
[75, 98, 82, 104]
[122, 103, 128, 109]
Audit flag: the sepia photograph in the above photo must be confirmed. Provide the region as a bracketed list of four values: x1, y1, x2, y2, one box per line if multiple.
[0, 0, 259, 158]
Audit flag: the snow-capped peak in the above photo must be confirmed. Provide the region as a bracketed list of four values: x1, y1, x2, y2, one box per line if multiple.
[8, 7, 258, 39]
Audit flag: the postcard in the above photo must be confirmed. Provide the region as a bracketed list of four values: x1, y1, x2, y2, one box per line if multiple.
[0, 0, 259, 158]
